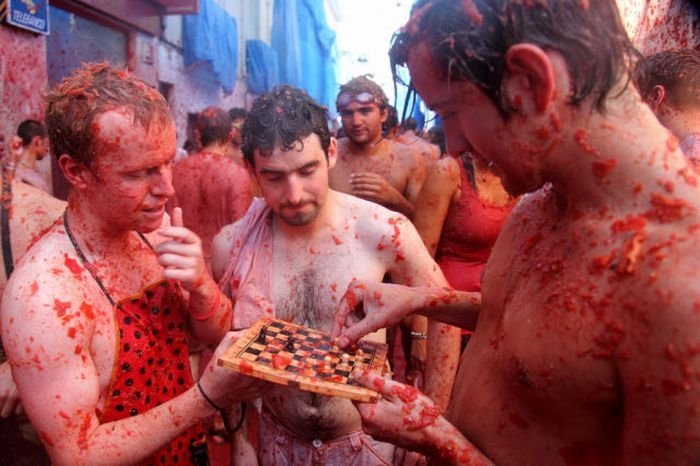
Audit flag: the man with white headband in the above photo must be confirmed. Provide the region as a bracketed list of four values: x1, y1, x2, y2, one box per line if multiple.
[330, 76, 426, 219]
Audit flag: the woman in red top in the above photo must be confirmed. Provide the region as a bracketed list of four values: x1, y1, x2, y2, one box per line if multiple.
[413, 151, 514, 409]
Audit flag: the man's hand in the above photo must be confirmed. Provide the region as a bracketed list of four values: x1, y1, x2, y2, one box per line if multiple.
[350, 172, 404, 207]
[354, 370, 492, 465]
[332, 280, 425, 348]
[155, 207, 209, 292]
[198, 331, 265, 408]
[0, 361, 22, 418]
[353, 370, 442, 448]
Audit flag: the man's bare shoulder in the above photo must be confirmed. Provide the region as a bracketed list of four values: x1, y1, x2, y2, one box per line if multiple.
[336, 137, 352, 153]
[11, 182, 65, 251]
[388, 139, 422, 165]
[4, 226, 92, 323]
[13, 181, 65, 217]
[334, 190, 413, 237]
[211, 199, 267, 276]
[630, 222, 700, 300]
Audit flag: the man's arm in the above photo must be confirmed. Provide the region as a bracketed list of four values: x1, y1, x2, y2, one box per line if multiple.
[353, 371, 493, 466]
[382, 215, 461, 406]
[1, 269, 256, 465]
[210, 223, 236, 284]
[156, 208, 231, 344]
[333, 281, 480, 347]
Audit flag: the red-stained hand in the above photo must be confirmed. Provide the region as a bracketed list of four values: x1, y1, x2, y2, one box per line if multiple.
[0, 361, 22, 418]
[350, 172, 403, 206]
[198, 331, 266, 407]
[155, 207, 209, 292]
[332, 280, 423, 348]
[353, 370, 442, 449]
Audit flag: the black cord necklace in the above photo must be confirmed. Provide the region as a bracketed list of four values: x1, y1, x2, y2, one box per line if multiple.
[63, 211, 116, 307]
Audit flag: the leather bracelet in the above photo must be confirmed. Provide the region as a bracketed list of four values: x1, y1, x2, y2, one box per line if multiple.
[223, 403, 247, 434]
[197, 381, 224, 411]
[192, 289, 221, 321]
[410, 331, 428, 340]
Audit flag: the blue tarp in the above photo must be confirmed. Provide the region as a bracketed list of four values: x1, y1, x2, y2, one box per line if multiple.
[271, 0, 338, 114]
[183, 0, 238, 93]
[412, 95, 426, 131]
[271, 0, 301, 88]
[246, 39, 280, 95]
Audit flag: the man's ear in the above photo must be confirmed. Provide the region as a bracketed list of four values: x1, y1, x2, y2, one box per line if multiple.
[327, 137, 338, 170]
[379, 107, 389, 124]
[502, 44, 555, 113]
[30, 135, 42, 152]
[647, 84, 666, 112]
[58, 154, 92, 189]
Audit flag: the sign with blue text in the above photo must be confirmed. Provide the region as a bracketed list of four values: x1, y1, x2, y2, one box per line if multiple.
[7, 0, 49, 35]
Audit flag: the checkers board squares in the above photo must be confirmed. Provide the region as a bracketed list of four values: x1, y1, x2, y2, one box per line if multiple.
[218, 317, 387, 402]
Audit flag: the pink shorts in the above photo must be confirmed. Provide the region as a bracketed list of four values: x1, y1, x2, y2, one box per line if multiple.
[258, 408, 396, 466]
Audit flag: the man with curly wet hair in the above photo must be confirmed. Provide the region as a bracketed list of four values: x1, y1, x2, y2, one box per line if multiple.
[213, 84, 447, 465]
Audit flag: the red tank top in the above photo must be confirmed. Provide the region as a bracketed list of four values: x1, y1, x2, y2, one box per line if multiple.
[436, 158, 513, 292]
[98, 280, 208, 465]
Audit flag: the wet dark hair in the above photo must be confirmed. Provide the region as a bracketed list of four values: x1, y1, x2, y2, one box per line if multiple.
[425, 126, 446, 155]
[384, 105, 399, 136]
[390, 0, 640, 115]
[242, 85, 331, 167]
[17, 119, 47, 147]
[44, 62, 172, 166]
[228, 107, 248, 121]
[635, 48, 700, 110]
[400, 117, 418, 132]
[196, 106, 232, 147]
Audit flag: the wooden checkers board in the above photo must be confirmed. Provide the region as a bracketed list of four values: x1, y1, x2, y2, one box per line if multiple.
[218, 317, 387, 402]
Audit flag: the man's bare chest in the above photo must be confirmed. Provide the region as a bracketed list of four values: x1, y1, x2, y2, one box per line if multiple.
[334, 156, 409, 191]
[471, 221, 626, 409]
[270, 246, 386, 331]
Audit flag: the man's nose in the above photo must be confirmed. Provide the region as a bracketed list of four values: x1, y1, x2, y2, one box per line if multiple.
[153, 164, 175, 198]
[350, 111, 363, 126]
[285, 176, 304, 205]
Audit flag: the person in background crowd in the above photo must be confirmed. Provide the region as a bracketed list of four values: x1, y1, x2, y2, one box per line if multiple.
[170, 106, 253, 273]
[228, 107, 248, 167]
[14, 120, 52, 194]
[635, 48, 700, 166]
[329, 76, 425, 219]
